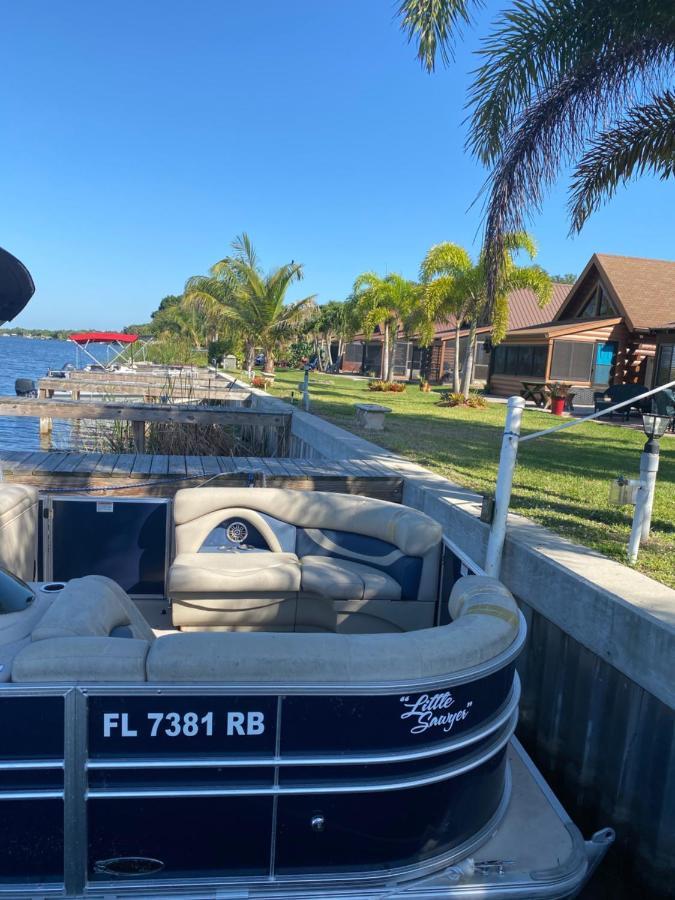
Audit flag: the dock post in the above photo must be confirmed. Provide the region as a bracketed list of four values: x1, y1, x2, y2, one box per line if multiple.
[39, 416, 53, 436]
[132, 420, 146, 453]
[484, 396, 525, 578]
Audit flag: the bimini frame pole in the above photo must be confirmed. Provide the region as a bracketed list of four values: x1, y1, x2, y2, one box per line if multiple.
[485, 396, 525, 577]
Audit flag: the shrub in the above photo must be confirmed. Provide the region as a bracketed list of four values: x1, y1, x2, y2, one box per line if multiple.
[438, 390, 488, 408]
[251, 375, 267, 389]
[466, 391, 488, 408]
[368, 380, 406, 392]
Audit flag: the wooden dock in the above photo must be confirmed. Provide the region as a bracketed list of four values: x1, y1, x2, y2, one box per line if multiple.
[0, 450, 402, 501]
[37, 376, 250, 403]
[0, 397, 289, 454]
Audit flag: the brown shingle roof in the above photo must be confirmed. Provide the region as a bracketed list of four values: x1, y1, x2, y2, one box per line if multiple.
[556, 254, 675, 331]
[433, 282, 571, 337]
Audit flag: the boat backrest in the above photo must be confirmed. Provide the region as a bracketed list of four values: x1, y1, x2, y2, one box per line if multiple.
[11, 575, 154, 682]
[0, 483, 38, 582]
[147, 575, 521, 683]
[173, 487, 442, 602]
[31, 575, 155, 643]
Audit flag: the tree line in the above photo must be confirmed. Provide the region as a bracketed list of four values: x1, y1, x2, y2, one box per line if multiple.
[128, 230, 559, 397]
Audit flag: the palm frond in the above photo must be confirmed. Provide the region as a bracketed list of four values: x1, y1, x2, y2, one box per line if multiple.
[479, 36, 675, 304]
[569, 90, 675, 230]
[396, 0, 479, 72]
[419, 242, 473, 281]
[468, 0, 675, 164]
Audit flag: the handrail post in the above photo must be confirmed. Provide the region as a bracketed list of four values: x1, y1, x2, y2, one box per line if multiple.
[485, 396, 525, 578]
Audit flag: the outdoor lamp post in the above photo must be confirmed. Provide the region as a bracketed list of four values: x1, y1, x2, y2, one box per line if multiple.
[638, 413, 670, 540]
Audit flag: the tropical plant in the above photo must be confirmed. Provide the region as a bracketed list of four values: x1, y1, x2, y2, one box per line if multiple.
[351, 273, 422, 382]
[420, 234, 551, 397]
[397, 0, 675, 306]
[185, 234, 316, 373]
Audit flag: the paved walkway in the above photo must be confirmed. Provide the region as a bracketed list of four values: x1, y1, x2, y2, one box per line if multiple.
[483, 394, 674, 436]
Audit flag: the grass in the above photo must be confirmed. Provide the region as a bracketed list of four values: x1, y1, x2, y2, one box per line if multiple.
[265, 369, 675, 589]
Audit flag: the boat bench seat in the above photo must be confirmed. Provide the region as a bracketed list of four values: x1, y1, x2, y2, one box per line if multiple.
[9, 576, 521, 684]
[149, 576, 521, 682]
[168, 488, 442, 634]
[11, 575, 155, 682]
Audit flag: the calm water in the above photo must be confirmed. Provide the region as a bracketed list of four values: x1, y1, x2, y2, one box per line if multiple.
[0, 335, 78, 450]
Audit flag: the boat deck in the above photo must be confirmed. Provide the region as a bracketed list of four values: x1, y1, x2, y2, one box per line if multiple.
[0, 449, 402, 499]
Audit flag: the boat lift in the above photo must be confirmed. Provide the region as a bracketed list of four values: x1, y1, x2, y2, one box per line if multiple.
[68, 331, 151, 369]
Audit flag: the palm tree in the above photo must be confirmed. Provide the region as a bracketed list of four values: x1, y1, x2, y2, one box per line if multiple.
[185, 234, 316, 373]
[352, 273, 422, 382]
[397, 0, 675, 305]
[420, 234, 551, 397]
[311, 300, 360, 371]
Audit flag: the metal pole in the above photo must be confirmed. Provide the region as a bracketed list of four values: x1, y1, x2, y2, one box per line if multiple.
[485, 396, 525, 577]
[627, 482, 647, 564]
[302, 366, 310, 411]
[639, 440, 660, 541]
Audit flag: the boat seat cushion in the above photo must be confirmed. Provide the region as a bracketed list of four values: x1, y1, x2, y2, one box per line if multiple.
[300, 556, 401, 601]
[146, 577, 520, 683]
[168, 552, 301, 595]
[31, 575, 155, 643]
[0, 483, 38, 582]
[12, 636, 150, 682]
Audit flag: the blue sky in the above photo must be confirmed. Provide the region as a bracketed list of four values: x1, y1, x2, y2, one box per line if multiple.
[2, 0, 673, 329]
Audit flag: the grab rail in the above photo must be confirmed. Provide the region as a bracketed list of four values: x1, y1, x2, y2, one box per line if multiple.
[485, 378, 675, 577]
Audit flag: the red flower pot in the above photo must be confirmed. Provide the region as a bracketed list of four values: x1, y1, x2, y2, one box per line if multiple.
[551, 396, 566, 416]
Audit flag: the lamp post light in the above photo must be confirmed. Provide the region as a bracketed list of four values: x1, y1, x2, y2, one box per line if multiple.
[627, 413, 670, 563]
[638, 413, 670, 540]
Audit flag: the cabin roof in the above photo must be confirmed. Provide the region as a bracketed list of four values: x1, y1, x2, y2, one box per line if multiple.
[555, 254, 675, 332]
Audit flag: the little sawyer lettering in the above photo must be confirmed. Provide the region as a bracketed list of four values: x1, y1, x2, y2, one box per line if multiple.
[399, 691, 473, 735]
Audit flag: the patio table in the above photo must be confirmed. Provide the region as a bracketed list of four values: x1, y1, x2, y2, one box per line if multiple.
[520, 381, 551, 408]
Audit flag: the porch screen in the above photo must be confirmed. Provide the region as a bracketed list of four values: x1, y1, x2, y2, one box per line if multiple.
[344, 342, 363, 363]
[655, 343, 675, 386]
[492, 344, 547, 377]
[550, 340, 593, 381]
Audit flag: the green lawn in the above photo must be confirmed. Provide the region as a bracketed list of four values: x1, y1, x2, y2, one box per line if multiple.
[265, 369, 675, 589]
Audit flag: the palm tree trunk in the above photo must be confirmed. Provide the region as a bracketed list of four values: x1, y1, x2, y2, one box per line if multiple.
[453, 327, 461, 392]
[388, 336, 397, 385]
[381, 325, 390, 381]
[263, 350, 275, 374]
[461, 322, 478, 398]
[245, 340, 255, 372]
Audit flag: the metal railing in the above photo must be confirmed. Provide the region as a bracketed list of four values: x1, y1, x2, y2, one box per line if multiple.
[485, 379, 675, 577]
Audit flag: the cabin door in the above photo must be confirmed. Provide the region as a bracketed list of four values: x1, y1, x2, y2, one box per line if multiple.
[591, 341, 617, 386]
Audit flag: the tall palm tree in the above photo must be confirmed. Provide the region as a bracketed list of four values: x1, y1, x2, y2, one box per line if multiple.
[420, 234, 551, 397]
[185, 234, 316, 373]
[312, 300, 360, 370]
[351, 273, 422, 382]
[397, 0, 675, 305]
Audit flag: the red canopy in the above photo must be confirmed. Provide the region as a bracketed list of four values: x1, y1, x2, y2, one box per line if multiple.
[69, 332, 138, 344]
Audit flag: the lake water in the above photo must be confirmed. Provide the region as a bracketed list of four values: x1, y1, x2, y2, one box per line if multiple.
[0, 335, 78, 450]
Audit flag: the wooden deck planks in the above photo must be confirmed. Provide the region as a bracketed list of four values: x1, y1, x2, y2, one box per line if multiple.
[0, 448, 401, 500]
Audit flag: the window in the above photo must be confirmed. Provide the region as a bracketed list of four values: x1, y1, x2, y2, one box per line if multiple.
[577, 285, 615, 318]
[655, 343, 675, 387]
[492, 344, 547, 377]
[549, 340, 594, 381]
[343, 342, 363, 364]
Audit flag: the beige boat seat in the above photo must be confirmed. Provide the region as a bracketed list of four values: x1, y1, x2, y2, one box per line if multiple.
[0, 483, 39, 582]
[12, 575, 154, 682]
[148, 576, 522, 683]
[167, 488, 442, 634]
